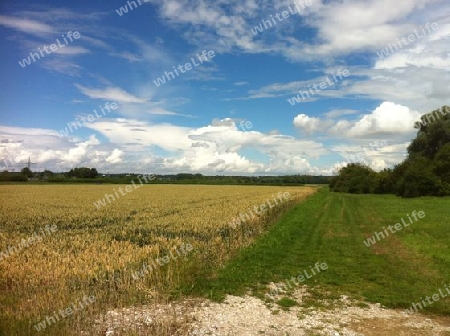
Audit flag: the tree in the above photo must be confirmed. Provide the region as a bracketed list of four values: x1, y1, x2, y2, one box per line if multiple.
[330, 163, 378, 194]
[21, 167, 33, 177]
[409, 106, 450, 159]
[373, 168, 395, 194]
[393, 106, 449, 197]
[395, 106, 450, 197]
[396, 156, 442, 198]
[434, 143, 450, 195]
[39, 170, 54, 180]
[67, 167, 98, 179]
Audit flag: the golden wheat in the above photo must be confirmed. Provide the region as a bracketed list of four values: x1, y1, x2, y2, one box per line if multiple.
[0, 184, 316, 333]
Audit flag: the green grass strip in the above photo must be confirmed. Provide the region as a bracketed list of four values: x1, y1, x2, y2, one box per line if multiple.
[186, 188, 450, 315]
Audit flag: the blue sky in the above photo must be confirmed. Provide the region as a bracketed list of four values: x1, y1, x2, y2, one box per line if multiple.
[0, 0, 449, 174]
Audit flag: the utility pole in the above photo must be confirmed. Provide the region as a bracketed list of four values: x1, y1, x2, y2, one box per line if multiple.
[27, 156, 36, 170]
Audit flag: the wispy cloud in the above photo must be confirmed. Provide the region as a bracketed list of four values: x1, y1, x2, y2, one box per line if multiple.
[53, 46, 90, 55]
[0, 15, 53, 35]
[42, 59, 83, 76]
[109, 51, 142, 63]
[75, 84, 148, 103]
[147, 107, 195, 118]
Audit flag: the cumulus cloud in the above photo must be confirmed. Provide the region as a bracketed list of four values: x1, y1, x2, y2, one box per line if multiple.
[330, 139, 411, 172]
[293, 114, 323, 134]
[293, 102, 422, 138]
[291, 102, 427, 171]
[0, 118, 329, 174]
[106, 148, 123, 164]
[61, 135, 100, 164]
[343, 102, 421, 137]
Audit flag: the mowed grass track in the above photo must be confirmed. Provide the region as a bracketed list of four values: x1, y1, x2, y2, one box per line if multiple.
[193, 188, 450, 315]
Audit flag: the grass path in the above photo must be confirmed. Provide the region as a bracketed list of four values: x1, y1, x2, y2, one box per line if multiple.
[188, 188, 450, 315]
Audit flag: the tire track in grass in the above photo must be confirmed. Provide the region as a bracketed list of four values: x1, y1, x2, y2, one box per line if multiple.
[328, 194, 447, 311]
[318, 194, 412, 306]
[188, 188, 329, 300]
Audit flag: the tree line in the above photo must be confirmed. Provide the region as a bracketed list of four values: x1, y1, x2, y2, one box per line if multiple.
[1, 168, 331, 186]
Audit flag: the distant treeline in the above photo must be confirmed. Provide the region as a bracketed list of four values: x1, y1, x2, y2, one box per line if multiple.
[331, 106, 450, 197]
[0, 170, 331, 186]
[0, 172, 28, 182]
[143, 174, 331, 185]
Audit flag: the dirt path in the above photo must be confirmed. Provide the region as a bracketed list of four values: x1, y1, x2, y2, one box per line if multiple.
[91, 287, 450, 335]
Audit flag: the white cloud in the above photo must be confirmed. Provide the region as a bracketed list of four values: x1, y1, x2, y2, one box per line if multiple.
[110, 51, 142, 63]
[0, 15, 53, 35]
[61, 135, 99, 164]
[293, 114, 323, 134]
[330, 140, 410, 172]
[0, 118, 329, 174]
[149, 0, 449, 114]
[0, 105, 420, 173]
[53, 46, 90, 55]
[3, 2, 448, 175]
[75, 84, 148, 103]
[106, 149, 123, 164]
[147, 107, 195, 118]
[150, 0, 449, 62]
[341, 102, 421, 137]
[289, 102, 428, 171]
[324, 109, 360, 118]
[42, 59, 83, 76]
[293, 102, 422, 139]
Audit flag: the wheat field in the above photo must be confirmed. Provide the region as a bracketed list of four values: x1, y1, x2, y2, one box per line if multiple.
[0, 184, 316, 334]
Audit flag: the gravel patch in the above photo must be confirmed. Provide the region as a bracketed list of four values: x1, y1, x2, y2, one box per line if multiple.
[91, 286, 450, 336]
